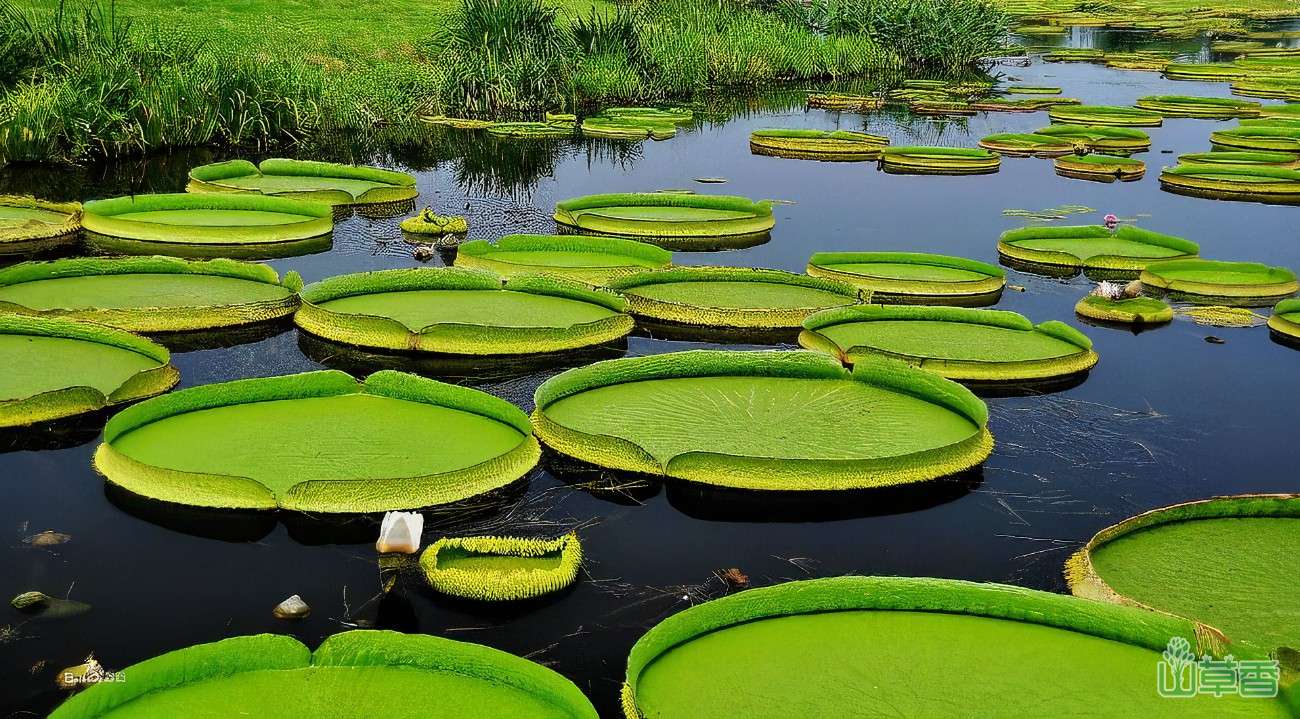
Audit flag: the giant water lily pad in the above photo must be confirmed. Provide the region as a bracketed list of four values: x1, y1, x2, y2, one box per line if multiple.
[553, 193, 774, 248]
[296, 268, 632, 355]
[0, 257, 301, 333]
[1269, 298, 1300, 343]
[1075, 295, 1173, 325]
[582, 116, 677, 140]
[1032, 125, 1152, 153]
[419, 532, 582, 601]
[800, 305, 1097, 383]
[1161, 164, 1300, 203]
[1048, 104, 1164, 126]
[0, 314, 178, 428]
[187, 159, 417, 207]
[749, 129, 888, 161]
[1135, 95, 1261, 118]
[1140, 259, 1299, 306]
[805, 251, 1005, 306]
[1054, 154, 1146, 182]
[977, 133, 1076, 157]
[453, 234, 671, 284]
[608, 267, 861, 329]
[1176, 151, 1300, 167]
[880, 146, 1000, 175]
[94, 370, 540, 512]
[622, 576, 1286, 719]
[82, 193, 332, 259]
[1212, 126, 1300, 152]
[1068, 494, 1300, 656]
[0, 196, 82, 256]
[533, 350, 993, 491]
[49, 630, 597, 718]
[998, 225, 1199, 275]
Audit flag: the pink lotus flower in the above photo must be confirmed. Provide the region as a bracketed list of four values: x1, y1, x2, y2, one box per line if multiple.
[1103, 213, 1119, 229]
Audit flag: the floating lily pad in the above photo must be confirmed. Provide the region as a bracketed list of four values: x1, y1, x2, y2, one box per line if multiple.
[0, 257, 301, 333]
[49, 630, 597, 718]
[1163, 63, 1250, 81]
[1075, 295, 1173, 324]
[82, 193, 332, 259]
[296, 268, 633, 355]
[608, 267, 861, 329]
[533, 350, 992, 491]
[1044, 47, 1105, 62]
[485, 121, 573, 138]
[1054, 154, 1146, 182]
[419, 115, 495, 129]
[1229, 79, 1300, 99]
[978, 133, 1076, 157]
[622, 576, 1284, 719]
[969, 97, 1081, 112]
[880, 147, 1001, 175]
[187, 159, 417, 208]
[749, 129, 889, 161]
[581, 116, 677, 140]
[1160, 164, 1300, 203]
[553, 193, 775, 249]
[806, 93, 882, 111]
[1269, 298, 1300, 343]
[1140, 259, 1299, 306]
[1211, 125, 1300, 152]
[1068, 494, 1300, 656]
[1048, 104, 1164, 127]
[0, 314, 178, 428]
[1176, 151, 1300, 167]
[1134, 95, 1261, 118]
[601, 107, 694, 124]
[800, 305, 1097, 383]
[419, 532, 582, 601]
[908, 100, 977, 116]
[95, 370, 540, 512]
[998, 225, 1199, 275]
[1005, 85, 1062, 94]
[0, 195, 81, 256]
[1258, 102, 1300, 118]
[805, 251, 1005, 306]
[1032, 125, 1152, 153]
[454, 234, 671, 284]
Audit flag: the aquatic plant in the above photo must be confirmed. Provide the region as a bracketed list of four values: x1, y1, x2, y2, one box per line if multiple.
[1175, 151, 1299, 168]
[581, 115, 677, 141]
[622, 575, 1270, 719]
[296, 268, 633, 354]
[1160, 164, 1300, 204]
[805, 251, 1005, 306]
[375, 511, 423, 554]
[0, 256, 301, 332]
[1134, 95, 1261, 119]
[400, 207, 470, 237]
[49, 631, 598, 718]
[553, 192, 775, 246]
[0, 313, 178, 428]
[749, 128, 889, 161]
[807, 92, 883, 111]
[0, 195, 81, 255]
[419, 532, 582, 601]
[799, 304, 1098, 383]
[1047, 104, 1163, 127]
[94, 369, 541, 512]
[1140, 258, 1299, 306]
[1269, 298, 1300, 343]
[1054, 154, 1145, 182]
[1210, 125, 1300, 152]
[977, 132, 1075, 157]
[1032, 124, 1152, 153]
[1075, 295, 1173, 325]
[806, 0, 1011, 70]
[187, 159, 418, 208]
[533, 349, 993, 490]
[454, 234, 671, 284]
[997, 225, 1199, 275]
[880, 146, 1001, 174]
[1068, 494, 1300, 656]
[608, 266, 862, 329]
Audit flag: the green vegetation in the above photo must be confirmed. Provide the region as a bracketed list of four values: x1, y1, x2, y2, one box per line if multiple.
[1032, 124, 1151, 153]
[1134, 95, 1261, 119]
[1054, 154, 1146, 182]
[49, 631, 599, 718]
[608, 266, 862, 329]
[1047, 105, 1163, 127]
[1160, 164, 1300, 204]
[806, 251, 1005, 306]
[454, 234, 671, 284]
[1075, 295, 1173, 325]
[400, 208, 469, 238]
[1176, 151, 1299, 168]
[187, 159, 418, 208]
[1269, 298, 1300, 342]
[419, 532, 582, 601]
[1211, 125, 1300, 153]
[1140, 259, 1299, 306]
[978, 132, 1075, 157]
[533, 349, 993, 491]
[296, 268, 633, 355]
[553, 192, 775, 247]
[95, 369, 541, 512]
[1069, 494, 1300, 656]
[0, 313, 177, 428]
[0, 256, 301, 332]
[749, 129, 889, 161]
[880, 146, 1001, 174]
[0, 0, 1011, 162]
[799, 305, 1098, 383]
[623, 576, 1284, 719]
[0, 195, 81, 255]
[998, 225, 1198, 275]
[807, 92, 883, 111]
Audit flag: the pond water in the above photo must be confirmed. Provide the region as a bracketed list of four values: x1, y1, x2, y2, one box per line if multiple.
[4, 30, 1300, 717]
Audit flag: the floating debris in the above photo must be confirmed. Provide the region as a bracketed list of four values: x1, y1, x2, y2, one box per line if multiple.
[1002, 205, 1095, 221]
[272, 594, 310, 620]
[1205, 336, 1226, 344]
[1177, 306, 1268, 327]
[23, 530, 71, 547]
[715, 568, 750, 590]
[694, 177, 727, 184]
[56, 655, 110, 691]
[10, 591, 91, 619]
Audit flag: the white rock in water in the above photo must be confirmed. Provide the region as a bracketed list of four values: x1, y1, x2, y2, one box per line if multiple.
[272, 594, 310, 620]
[375, 511, 424, 554]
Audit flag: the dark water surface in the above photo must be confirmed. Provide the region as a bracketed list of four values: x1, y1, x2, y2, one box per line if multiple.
[4, 33, 1300, 717]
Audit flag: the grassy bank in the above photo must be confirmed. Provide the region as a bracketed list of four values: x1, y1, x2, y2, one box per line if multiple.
[0, 0, 1010, 163]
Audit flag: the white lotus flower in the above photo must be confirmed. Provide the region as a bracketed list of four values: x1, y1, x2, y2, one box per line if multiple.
[1090, 281, 1125, 300]
[375, 511, 424, 554]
